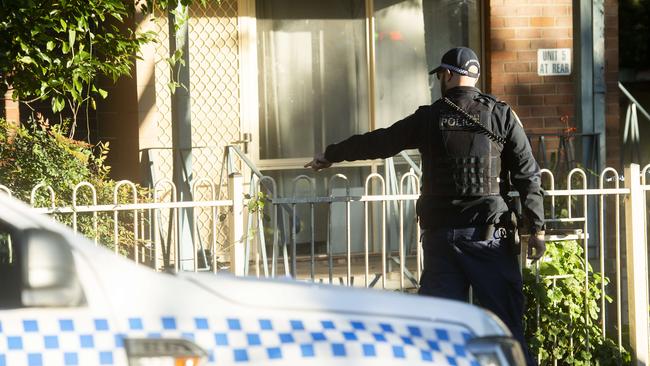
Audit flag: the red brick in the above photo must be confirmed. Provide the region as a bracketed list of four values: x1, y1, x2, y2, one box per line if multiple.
[542, 6, 569, 16]
[531, 17, 555, 27]
[499, 96, 517, 106]
[517, 50, 538, 61]
[530, 84, 556, 94]
[492, 28, 516, 39]
[542, 28, 570, 38]
[491, 6, 510, 16]
[492, 51, 518, 61]
[516, 6, 543, 16]
[491, 61, 506, 72]
[491, 16, 506, 28]
[491, 73, 518, 85]
[605, 15, 617, 28]
[606, 113, 619, 125]
[521, 117, 544, 129]
[556, 83, 574, 94]
[544, 94, 574, 105]
[606, 37, 618, 48]
[531, 39, 558, 48]
[544, 116, 570, 128]
[504, 17, 529, 27]
[504, 62, 531, 73]
[505, 39, 531, 51]
[518, 73, 543, 84]
[505, 84, 531, 95]
[518, 95, 541, 106]
[491, 38, 505, 51]
[543, 75, 572, 83]
[515, 28, 541, 39]
[490, 85, 505, 95]
[557, 105, 575, 116]
[513, 106, 532, 117]
[606, 93, 618, 104]
[556, 39, 573, 47]
[556, 16, 572, 27]
[532, 106, 558, 116]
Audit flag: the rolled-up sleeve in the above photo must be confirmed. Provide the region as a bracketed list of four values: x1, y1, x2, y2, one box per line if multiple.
[502, 107, 546, 233]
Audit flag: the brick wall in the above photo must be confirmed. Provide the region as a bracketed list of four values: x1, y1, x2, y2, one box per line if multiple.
[488, 0, 620, 168]
[3, 90, 20, 124]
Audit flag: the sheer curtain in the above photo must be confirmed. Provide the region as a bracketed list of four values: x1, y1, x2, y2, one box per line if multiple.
[374, 0, 482, 128]
[257, 0, 369, 160]
[255, 0, 482, 253]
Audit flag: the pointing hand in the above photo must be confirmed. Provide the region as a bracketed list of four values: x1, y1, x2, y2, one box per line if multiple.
[304, 152, 332, 171]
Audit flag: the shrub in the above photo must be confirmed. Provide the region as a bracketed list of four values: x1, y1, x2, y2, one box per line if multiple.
[524, 240, 631, 365]
[0, 117, 149, 257]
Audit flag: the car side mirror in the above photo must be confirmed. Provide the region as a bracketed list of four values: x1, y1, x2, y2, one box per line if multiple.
[21, 229, 85, 307]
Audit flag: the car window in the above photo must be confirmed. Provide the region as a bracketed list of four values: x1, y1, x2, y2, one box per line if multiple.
[0, 222, 21, 308]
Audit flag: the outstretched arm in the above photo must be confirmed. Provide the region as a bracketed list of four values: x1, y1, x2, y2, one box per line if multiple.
[305, 106, 429, 171]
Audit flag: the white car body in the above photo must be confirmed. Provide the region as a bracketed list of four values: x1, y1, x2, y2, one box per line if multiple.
[0, 194, 516, 366]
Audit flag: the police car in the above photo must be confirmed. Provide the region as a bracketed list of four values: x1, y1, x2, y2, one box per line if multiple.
[0, 194, 525, 365]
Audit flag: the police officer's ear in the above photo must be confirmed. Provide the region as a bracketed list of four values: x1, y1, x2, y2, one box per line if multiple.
[435, 70, 449, 81]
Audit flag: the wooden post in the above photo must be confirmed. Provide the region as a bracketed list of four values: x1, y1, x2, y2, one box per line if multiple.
[624, 163, 649, 365]
[228, 173, 245, 276]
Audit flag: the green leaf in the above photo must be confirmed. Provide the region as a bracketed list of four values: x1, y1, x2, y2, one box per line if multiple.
[51, 96, 65, 113]
[19, 56, 34, 64]
[60, 18, 67, 30]
[73, 76, 82, 93]
[46, 41, 55, 51]
[68, 29, 76, 48]
[97, 88, 108, 99]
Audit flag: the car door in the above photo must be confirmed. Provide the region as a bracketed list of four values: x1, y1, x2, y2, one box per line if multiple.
[0, 220, 126, 366]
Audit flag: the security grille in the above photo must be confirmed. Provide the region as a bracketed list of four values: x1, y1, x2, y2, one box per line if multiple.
[150, 1, 242, 266]
[152, 1, 240, 182]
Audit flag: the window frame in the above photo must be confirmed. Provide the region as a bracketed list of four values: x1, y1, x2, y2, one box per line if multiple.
[238, 0, 486, 171]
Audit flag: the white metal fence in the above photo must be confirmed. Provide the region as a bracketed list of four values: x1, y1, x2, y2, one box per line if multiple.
[1, 162, 649, 363]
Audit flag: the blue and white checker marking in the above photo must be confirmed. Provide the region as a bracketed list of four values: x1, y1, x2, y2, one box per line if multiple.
[0, 317, 126, 366]
[1, 315, 479, 365]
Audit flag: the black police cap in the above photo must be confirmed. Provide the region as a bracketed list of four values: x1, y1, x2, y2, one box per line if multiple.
[429, 47, 480, 78]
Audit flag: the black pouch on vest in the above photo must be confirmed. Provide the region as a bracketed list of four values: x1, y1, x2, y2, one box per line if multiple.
[503, 211, 521, 256]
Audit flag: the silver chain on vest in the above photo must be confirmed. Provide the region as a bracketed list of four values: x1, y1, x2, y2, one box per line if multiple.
[442, 97, 506, 145]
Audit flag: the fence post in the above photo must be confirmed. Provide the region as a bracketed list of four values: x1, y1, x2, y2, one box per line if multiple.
[623, 163, 649, 365]
[228, 173, 245, 276]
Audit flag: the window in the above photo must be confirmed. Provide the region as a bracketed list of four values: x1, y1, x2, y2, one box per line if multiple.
[374, 0, 483, 128]
[255, 0, 482, 164]
[253, 0, 483, 253]
[256, 0, 369, 161]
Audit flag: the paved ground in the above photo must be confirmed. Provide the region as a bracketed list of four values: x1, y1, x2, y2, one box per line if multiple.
[247, 252, 422, 292]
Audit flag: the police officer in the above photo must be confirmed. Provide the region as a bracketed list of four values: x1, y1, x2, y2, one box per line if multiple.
[305, 47, 545, 365]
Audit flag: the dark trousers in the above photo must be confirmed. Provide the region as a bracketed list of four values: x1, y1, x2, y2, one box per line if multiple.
[418, 227, 534, 366]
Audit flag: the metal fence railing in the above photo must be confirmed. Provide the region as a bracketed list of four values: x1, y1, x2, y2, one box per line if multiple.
[620, 82, 650, 164]
[1, 162, 649, 363]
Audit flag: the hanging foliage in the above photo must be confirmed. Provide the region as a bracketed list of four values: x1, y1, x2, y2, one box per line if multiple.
[0, 0, 154, 137]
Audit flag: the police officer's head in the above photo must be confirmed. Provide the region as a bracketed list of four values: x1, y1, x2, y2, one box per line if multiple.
[429, 47, 480, 95]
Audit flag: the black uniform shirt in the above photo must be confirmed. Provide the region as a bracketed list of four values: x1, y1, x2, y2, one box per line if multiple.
[324, 86, 545, 233]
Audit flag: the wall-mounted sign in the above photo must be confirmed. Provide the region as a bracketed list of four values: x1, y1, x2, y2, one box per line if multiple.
[537, 48, 571, 76]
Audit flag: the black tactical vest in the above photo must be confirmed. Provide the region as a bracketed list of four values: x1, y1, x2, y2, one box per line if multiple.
[425, 94, 504, 197]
